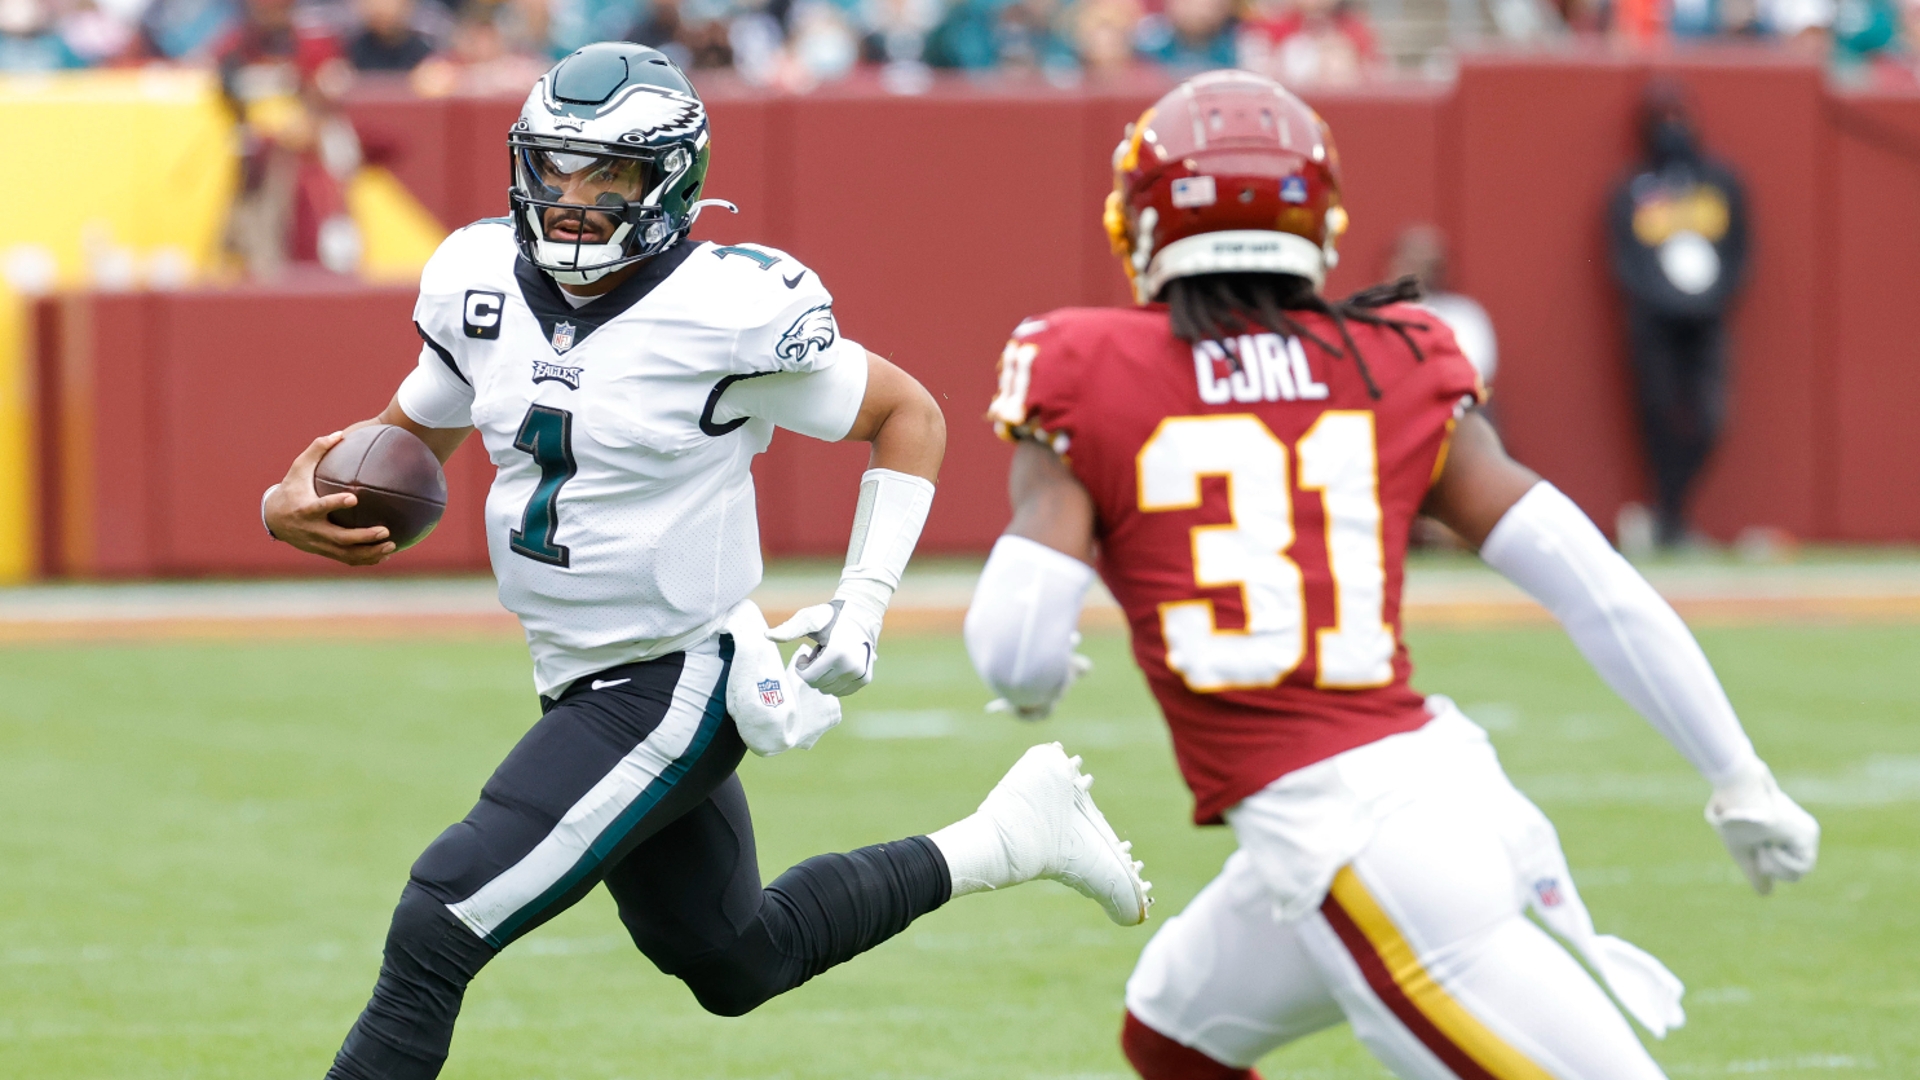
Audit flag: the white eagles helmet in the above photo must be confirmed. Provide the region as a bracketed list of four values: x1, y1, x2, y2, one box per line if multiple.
[508, 42, 725, 285]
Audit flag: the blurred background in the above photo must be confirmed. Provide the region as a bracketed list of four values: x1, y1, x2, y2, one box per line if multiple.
[5, 12, 1920, 1076]
[4, 0, 1920, 583]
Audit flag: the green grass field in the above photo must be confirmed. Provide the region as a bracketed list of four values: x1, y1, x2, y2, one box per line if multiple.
[2, 624, 1916, 1079]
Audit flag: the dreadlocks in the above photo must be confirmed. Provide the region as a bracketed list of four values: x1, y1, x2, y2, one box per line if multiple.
[1163, 273, 1430, 399]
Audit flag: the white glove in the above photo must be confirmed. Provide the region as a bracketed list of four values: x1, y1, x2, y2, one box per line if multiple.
[1705, 759, 1820, 896]
[766, 585, 885, 697]
[723, 600, 842, 755]
[986, 637, 1093, 720]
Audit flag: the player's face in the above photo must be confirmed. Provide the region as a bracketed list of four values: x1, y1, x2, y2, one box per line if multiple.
[528, 150, 651, 244]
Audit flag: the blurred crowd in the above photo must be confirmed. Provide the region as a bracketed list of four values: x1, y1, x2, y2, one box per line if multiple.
[7, 0, 1920, 91]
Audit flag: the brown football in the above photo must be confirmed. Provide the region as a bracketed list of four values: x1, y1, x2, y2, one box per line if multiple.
[313, 425, 448, 551]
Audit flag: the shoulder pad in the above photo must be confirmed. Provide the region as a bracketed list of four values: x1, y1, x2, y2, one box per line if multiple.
[420, 223, 517, 296]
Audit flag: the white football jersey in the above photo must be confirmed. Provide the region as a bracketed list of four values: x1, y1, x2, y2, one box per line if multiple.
[398, 221, 869, 696]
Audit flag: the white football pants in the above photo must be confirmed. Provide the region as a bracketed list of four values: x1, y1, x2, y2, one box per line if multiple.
[1126, 727, 1671, 1079]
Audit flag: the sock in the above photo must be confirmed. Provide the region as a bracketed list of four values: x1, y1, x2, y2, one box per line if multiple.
[678, 835, 953, 1016]
[1122, 1011, 1263, 1080]
[929, 810, 1014, 897]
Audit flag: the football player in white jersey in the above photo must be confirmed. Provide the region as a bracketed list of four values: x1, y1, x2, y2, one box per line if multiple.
[262, 43, 1151, 1080]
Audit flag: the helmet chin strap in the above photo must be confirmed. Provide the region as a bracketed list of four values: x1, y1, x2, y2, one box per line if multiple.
[534, 216, 635, 285]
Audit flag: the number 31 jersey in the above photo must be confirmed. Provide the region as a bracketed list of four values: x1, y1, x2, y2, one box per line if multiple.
[399, 221, 868, 697]
[988, 304, 1484, 824]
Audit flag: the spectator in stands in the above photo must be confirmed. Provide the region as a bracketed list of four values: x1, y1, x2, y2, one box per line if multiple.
[859, 0, 939, 86]
[552, 0, 642, 56]
[998, 0, 1079, 75]
[1134, 0, 1235, 69]
[346, 0, 438, 70]
[628, 0, 738, 69]
[927, 0, 1002, 68]
[137, 0, 238, 60]
[1832, 0, 1900, 79]
[59, 0, 140, 64]
[1074, 0, 1143, 77]
[1, 0, 86, 68]
[428, 1, 547, 92]
[1768, 0, 1836, 49]
[1238, 0, 1376, 87]
[785, 0, 858, 78]
[215, 0, 361, 275]
[727, 0, 789, 83]
[1389, 224, 1498, 390]
[1607, 80, 1750, 549]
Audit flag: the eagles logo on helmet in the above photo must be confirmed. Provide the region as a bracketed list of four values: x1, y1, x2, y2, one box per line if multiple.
[1104, 70, 1350, 304]
[508, 42, 736, 285]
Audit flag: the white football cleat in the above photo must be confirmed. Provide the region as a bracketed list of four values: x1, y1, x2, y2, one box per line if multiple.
[979, 742, 1152, 926]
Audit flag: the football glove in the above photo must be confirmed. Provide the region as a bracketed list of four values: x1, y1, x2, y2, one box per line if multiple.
[1705, 759, 1820, 896]
[723, 600, 841, 755]
[985, 637, 1094, 721]
[766, 584, 886, 697]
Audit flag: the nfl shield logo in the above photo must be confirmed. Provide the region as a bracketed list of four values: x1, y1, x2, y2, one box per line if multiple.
[1280, 175, 1309, 204]
[1533, 877, 1563, 907]
[551, 321, 576, 353]
[757, 678, 784, 707]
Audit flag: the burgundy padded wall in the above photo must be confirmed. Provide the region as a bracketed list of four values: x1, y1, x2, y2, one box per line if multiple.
[1828, 92, 1920, 540]
[38, 62, 1920, 579]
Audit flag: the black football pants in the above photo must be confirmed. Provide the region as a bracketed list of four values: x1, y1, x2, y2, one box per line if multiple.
[1627, 305, 1728, 546]
[324, 634, 952, 1080]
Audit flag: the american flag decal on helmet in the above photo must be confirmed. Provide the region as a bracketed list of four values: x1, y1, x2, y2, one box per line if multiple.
[758, 678, 784, 707]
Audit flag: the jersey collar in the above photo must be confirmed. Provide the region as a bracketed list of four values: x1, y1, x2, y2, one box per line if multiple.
[514, 239, 704, 355]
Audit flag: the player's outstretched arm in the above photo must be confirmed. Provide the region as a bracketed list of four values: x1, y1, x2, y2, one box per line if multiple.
[262, 396, 472, 567]
[962, 439, 1099, 720]
[764, 353, 945, 696]
[1425, 411, 1819, 895]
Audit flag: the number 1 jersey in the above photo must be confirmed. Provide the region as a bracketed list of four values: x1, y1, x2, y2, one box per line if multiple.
[399, 221, 869, 697]
[988, 304, 1484, 823]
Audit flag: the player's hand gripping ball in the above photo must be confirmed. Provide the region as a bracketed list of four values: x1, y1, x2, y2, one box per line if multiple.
[312, 425, 448, 550]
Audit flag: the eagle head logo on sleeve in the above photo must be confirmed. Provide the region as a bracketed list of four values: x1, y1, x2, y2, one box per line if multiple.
[775, 303, 839, 367]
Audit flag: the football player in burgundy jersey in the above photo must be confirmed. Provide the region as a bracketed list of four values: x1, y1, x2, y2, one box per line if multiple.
[965, 71, 1820, 1080]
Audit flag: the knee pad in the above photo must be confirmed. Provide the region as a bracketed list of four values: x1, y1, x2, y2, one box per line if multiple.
[384, 884, 496, 980]
[1122, 1012, 1262, 1080]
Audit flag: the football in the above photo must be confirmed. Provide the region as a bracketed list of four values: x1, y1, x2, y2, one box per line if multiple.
[313, 425, 448, 551]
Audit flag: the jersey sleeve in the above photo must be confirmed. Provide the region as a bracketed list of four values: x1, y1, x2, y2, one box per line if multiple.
[1401, 303, 1487, 411]
[985, 314, 1085, 453]
[707, 353, 869, 441]
[408, 223, 506, 386]
[721, 245, 869, 376]
[397, 226, 497, 429]
[396, 337, 475, 429]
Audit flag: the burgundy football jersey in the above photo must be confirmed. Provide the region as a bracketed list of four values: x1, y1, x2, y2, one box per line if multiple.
[988, 304, 1484, 823]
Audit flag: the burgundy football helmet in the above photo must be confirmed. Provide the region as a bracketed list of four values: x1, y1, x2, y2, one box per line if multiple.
[1104, 71, 1349, 304]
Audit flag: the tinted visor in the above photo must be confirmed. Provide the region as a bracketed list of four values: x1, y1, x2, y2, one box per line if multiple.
[514, 145, 665, 208]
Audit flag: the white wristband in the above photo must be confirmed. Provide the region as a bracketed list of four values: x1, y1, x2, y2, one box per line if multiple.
[834, 467, 935, 614]
[262, 484, 281, 540]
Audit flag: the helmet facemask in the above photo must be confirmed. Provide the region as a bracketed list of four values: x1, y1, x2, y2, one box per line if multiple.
[509, 135, 698, 286]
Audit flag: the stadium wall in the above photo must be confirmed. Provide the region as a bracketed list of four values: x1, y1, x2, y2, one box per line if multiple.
[27, 55, 1920, 576]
